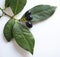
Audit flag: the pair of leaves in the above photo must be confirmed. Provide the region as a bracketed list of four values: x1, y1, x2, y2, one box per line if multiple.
[23, 5, 56, 22]
[5, 0, 26, 15]
[4, 19, 35, 54]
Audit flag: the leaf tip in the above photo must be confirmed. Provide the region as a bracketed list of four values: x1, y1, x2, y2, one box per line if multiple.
[30, 48, 34, 55]
[52, 6, 57, 11]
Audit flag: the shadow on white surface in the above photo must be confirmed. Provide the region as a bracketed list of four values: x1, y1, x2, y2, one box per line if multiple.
[0, 16, 32, 57]
[12, 40, 32, 57]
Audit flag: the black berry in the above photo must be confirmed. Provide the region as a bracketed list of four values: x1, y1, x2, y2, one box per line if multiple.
[25, 11, 31, 17]
[26, 15, 32, 21]
[26, 22, 33, 28]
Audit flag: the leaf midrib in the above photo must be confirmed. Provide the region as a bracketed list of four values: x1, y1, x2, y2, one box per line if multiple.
[31, 7, 52, 15]
[20, 24, 32, 51]
[15, 0, 18, 14]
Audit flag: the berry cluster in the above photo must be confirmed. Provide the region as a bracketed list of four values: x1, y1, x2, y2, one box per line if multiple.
[25, 11, 33, 28]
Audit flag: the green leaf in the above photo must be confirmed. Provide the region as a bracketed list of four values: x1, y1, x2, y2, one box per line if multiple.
[13, 21, 35, 54]
[5, 0, 27, 15]
[4, 19, 15, 42]
[5, 0, 11, 8]
[10, 0, 26, 15]
[23, 5, 56, 22]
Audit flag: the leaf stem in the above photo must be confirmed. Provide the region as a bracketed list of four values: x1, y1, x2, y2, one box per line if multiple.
[0, 8, 26, 22]
[19, 17, 27, 22]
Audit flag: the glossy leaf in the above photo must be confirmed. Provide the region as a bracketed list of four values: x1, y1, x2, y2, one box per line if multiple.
[23, 5, 56, 22]
[5, 0, 26, 15]
[13, 21, 35, 54]
[4, 19, 15, 42]
[10, 0, 26, 15]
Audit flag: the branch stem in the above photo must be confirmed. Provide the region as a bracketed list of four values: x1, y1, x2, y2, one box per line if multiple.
[0, 8, 13, 18]
[0, 8, 26, 22]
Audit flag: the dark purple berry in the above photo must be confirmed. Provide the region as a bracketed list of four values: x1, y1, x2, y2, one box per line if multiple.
[26, 15, 32, 21]
[26, 22, 33, 28]
[25, 11, 31, 17]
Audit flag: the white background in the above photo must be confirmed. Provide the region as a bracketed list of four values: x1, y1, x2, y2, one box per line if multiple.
[0, 0, 60, 57]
